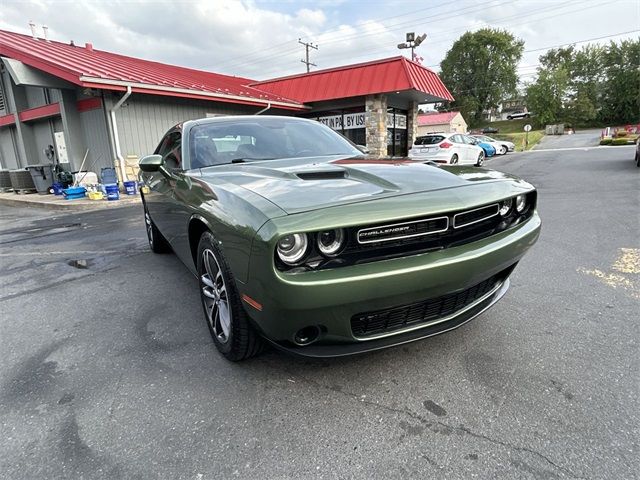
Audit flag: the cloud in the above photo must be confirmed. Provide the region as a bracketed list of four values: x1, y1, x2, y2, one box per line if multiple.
[0, 0, 637, 83]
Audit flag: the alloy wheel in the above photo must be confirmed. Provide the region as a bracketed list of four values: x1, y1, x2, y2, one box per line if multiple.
[201, 249, 231, 344]
[500, 146, 507, 155]
[477, 152, 484, 166]
[144, 211, 154, 248]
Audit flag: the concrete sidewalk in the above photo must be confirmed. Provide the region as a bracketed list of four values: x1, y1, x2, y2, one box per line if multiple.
[0, 191, 141, 211]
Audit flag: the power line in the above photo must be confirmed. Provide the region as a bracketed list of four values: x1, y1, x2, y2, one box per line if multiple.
[298, 39, 318, 73]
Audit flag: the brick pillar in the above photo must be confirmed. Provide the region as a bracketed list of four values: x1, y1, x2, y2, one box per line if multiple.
[365, 94, 388, 158]
[406, 101, 419, 153]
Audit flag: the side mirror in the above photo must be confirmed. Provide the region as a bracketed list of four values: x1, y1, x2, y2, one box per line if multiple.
[356, 144, 370, 154]
[139, 154, 164, 172]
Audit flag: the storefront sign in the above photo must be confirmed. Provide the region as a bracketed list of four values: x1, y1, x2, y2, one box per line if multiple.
[317, 112, 366, 131]
[387, 113, 407, 129]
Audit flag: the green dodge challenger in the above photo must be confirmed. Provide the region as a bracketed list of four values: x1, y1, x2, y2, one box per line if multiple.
[139, 116, 540, 361]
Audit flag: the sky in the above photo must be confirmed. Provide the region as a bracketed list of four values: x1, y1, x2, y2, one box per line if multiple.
[1, 0, 638, 85]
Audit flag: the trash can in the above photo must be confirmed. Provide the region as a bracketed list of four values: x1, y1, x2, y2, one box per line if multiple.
[26, 164, 55, 195]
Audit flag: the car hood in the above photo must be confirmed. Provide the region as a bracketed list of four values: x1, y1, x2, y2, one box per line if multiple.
[200, 156, 523, 214]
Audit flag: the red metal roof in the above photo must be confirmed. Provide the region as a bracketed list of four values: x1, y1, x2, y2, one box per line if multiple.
[251, 56, 454, 103]
[0, 29, 304, 110]
[417, 111, 460, 126]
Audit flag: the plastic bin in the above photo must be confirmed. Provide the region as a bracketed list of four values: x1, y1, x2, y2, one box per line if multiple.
[62, 186, 86, 200]
[105, 183, 119, 201]
[51, 182, 64, 195]
[25, 164, 55, 194]
[101, 167, 118, 185]
[123, 180, 137, 195]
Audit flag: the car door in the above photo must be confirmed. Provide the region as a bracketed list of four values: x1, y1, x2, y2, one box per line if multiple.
[450, 135, 470, 163]
[144, 129, 195, 265]
[461, 135, 480, 164]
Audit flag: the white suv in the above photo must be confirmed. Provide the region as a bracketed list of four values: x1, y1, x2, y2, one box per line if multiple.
[408, 133, 485, 166]
[506, 110, 531, 120]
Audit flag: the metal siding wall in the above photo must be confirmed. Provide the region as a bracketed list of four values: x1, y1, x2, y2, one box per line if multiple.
[79, 107, 113, 172]
[31, 121, 54, 164]
[114, 95, 255, 157]
[0, 127, 19, 169]
[24, 86, 45, 108]
[48, 88, 63, 103]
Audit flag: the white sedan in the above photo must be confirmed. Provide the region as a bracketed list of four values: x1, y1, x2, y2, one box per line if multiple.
[472, 135, 515, 155]
[408, 133, 485, 166]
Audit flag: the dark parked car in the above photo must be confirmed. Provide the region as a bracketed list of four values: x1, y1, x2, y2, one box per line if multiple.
[481, 127, 499, 134]
[139, 116, 540, 361]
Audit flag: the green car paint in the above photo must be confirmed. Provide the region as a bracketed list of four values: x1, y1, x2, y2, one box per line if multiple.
[139, 116, 540, 358]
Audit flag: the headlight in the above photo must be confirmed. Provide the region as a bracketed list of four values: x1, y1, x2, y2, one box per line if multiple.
[515, 194, 527, 213]
[499, 199, 513, 216]
[317, 229, 345, 256]
[277, 233, 308, 265]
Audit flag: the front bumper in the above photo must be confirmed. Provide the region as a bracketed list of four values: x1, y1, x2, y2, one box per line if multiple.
[240, 211, 540, 357]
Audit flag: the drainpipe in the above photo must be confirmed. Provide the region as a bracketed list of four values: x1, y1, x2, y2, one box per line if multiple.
[109, 85, 132, 183]
[254, 102, 271, 115]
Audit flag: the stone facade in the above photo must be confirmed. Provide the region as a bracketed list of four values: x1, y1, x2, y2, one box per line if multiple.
[365, 94, 387, 157]
[406, 100, 419, 151]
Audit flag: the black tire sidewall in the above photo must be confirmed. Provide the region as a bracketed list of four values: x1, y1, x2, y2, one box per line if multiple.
[451, 154, 458, 164]
[197, 232, 237, 355]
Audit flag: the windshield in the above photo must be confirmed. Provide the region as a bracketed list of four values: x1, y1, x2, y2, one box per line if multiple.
[414, 135, 445, 145]
[188, 117, 361, 169]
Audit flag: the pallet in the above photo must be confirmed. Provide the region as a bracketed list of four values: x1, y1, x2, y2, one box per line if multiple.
[13, 188, 37, 195]
[0, 187, 13, 193]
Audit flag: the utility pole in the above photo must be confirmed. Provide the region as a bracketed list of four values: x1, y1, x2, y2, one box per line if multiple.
[298, 38, 318, 73]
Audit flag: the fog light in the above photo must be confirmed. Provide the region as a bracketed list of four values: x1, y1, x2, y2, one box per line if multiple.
[515, 194, 526, 213]
[499, 199, 513, 216]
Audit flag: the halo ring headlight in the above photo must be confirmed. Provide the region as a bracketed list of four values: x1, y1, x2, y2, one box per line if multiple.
[277, 233, 308, 265]
[317, 229, 345, 256]
[515, 194, 527, 213]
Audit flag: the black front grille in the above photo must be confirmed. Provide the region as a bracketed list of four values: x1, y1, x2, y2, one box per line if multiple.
[351, 267, 513, 337]
[357, 216, 448, 244]
[453, 204, 499, 228]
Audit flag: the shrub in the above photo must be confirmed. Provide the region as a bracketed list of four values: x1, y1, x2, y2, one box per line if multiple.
[599, 138, 612, 145]
[611, 137, 632, 145]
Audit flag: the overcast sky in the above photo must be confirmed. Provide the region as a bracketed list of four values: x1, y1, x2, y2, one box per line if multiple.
[1, 0, 638, 84]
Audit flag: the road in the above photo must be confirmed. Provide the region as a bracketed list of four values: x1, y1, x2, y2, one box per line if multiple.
[1, 146, 638, 479]
[533, 129, 602, 150]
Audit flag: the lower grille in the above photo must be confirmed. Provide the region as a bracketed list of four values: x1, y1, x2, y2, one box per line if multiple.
[351, 267, 513, 337]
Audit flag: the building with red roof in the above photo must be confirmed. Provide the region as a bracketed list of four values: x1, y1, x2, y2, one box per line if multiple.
[417, 111, 468, 135]
[0, 27, 453, 174]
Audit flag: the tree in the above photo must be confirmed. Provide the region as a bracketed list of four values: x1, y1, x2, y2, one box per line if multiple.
[439, 29, 524, 125]
[525, 68, 569, 126]
[598, 39, 640, 125]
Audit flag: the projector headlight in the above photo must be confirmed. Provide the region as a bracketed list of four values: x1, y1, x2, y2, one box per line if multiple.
[277, 233, 308, 265]
[515, 194, 527, 213]
[317, 229, 345, 256]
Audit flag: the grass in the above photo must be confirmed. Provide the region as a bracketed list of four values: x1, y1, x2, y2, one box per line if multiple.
[493, 131, 545, 151]
[476, 118, 533, 134]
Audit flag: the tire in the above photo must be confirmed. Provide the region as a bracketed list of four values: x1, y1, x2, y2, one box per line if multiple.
[475, 151, 485, 167]
[524, 114, 530, 118]
[197, 231, 263, 361]
[500, 145, 508, 155]
[507, 116, 512, 120]
[450, 154, 459, 164]
[636, 151, 640, 167]
[143, 200, 171, 253]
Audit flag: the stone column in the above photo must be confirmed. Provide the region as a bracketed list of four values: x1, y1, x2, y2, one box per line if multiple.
[406, 100, 419, 153]
[365, 94, 388, 157]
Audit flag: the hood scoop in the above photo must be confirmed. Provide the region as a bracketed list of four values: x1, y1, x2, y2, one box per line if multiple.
[295, 170, 347, 181]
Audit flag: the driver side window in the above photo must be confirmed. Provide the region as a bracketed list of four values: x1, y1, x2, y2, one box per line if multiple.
[155, 131, 182, 170]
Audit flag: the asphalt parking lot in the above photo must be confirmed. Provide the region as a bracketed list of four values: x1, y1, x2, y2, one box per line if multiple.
[1, 145, 638, 479]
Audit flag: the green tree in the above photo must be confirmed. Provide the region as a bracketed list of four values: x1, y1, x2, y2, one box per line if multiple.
[525, 68, 569, 126]
[598, 39, 640, 125]
[439, 29, 524, 125]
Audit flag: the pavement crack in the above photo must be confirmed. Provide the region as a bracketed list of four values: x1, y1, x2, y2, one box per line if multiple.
[289, 372, 585, 479]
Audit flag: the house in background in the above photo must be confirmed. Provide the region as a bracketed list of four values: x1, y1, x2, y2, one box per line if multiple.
[417, 111, 467, 135]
